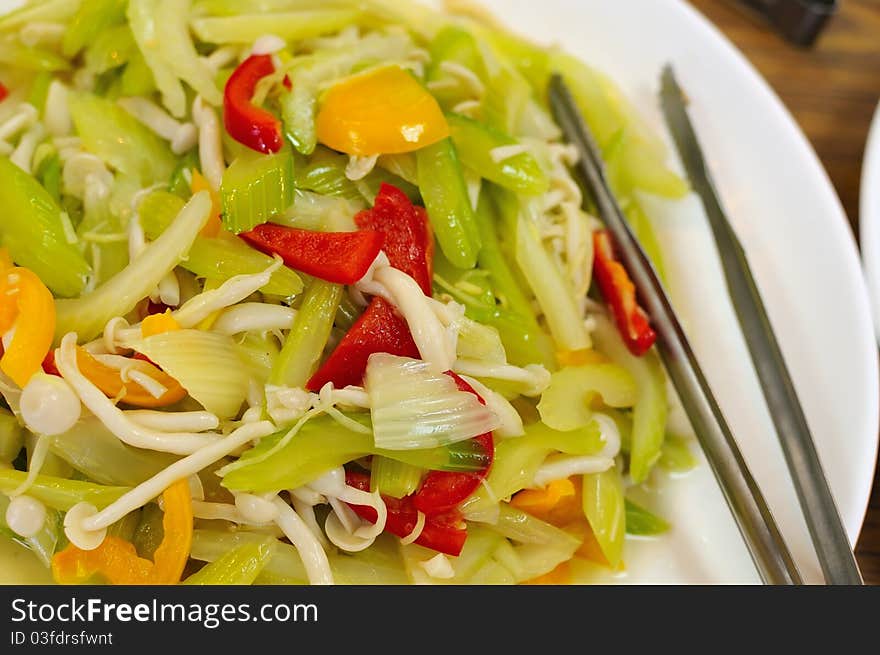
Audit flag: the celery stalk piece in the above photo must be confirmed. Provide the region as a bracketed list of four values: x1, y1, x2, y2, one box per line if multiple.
[625, 498, 670, 536]
[55, 191, 212, 342]
[35, 153, 62, 203]
[195, 0, 360, 14]
[581, 467, 626, 569]
[481, 66, 531, 137]
[659, 435, 697, 473]
[425, 26, 485, 109]
[132, 502, 163, 559]
[447, 113, 549, 195]
[191, 10, 363, 44]
[84, 25, 136, 76]
[191, 530, 308, 584]
[624, 197, 667, 281]
[128, 0, 186, 117]
[222, 148, 295, 234]
[401, 526, 503, 584]
[281, 83, 317, 156]
[591, 315, 667, 483]
[0, 157, 91, 298]
[490, 504, 582, 549]
[497, 189, 590, 351]
[481, 27, 551, 95]
[0, 39, 71, 72]
[222, 414, 489, 493]
[184, 538, 276, 585]
[370, 456, 422, 499]
[68, 92, 175, 185]
[329, 533, 409, 585]
[0, 410, 22, 463]
[236, 332, 280, 384]
[0, 495, 60, 568]
[537, 363, 638, 432]
[27, 71, 52, 115]
[294, 148, 361, 200]
[0, 470, 129, 511]
[50, 417, 179, 487]
[155, 0, 223, 106]
[120, 49, 157, 97]
[138, 192, 302, 297]
[417, 138, 481, 270]
[62, 0, 127, 58]
[270, 279, 342, 388]
[0, 0, 80, 32]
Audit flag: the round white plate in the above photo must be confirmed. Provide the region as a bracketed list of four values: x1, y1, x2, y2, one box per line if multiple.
[861, 102, 880, 339]
[473, 0, 878, 584]
[1, 0, 877, 585]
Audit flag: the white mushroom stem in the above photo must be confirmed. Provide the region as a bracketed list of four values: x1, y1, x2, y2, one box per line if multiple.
[211, 303, 296, 335]
[118, 96, 197, 155]
[272, 497, 334, 586]
[192, 95, 224, 190]
[56, 333, 219, 455]
[123, 410, 220, 433]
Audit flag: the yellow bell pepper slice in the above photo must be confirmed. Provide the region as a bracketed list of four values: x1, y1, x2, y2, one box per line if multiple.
[0, 267, 56, 388]
[141, 310, 181, 338]
[51, 479, 193, 585]
[75, 346, 187, 408]
[190, 169, 223, 238]
[316, 65, 449, 155]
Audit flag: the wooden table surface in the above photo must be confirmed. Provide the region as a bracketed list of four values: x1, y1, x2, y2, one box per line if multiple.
[687, 0, 880, 584]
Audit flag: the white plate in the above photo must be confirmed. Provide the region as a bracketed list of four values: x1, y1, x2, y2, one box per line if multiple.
[861, 102, 880, 339]
[1, 0, 877, 585]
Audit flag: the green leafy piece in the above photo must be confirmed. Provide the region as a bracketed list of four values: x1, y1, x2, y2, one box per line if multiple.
[221, 148, 295, 234]
[68, 91, 175, 185]
[447, 113, 548, 195]
[625, 498, 670, 536]
[0, 157, 91, 298]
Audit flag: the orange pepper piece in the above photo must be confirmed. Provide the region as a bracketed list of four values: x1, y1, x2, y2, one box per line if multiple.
[51, 479, 193, 585]
[75, 347, 186, 408]
[316, 65, 449, 156]
[141, 310, 181, 338]
[190, 169, 223, 237]
[557, 348, 608, 367]
[0, 267, 56, 388]
[509, 478, 577, 517]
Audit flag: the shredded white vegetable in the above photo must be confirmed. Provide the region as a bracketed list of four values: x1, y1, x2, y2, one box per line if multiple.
[272, 497, 334, 585]
[192, 95, 224, 189]
[212, 303, 296, 335]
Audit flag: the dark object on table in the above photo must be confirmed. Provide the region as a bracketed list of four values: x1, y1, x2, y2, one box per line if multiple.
[736, 0, 838, 46]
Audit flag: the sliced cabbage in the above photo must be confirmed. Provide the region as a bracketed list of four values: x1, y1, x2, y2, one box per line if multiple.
[365, 354, 500, 451]
[125, 329, 251, 419]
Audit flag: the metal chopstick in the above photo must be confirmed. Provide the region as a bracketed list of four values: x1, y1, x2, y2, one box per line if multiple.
[658, 65, 863, 585]
[548, 74, 803, 585]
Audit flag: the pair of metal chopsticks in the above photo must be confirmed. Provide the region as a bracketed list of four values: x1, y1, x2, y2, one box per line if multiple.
[549, 69, 860, 584]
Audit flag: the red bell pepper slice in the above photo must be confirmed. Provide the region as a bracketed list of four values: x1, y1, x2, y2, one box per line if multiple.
[412, 372, 494, 516]
[0, 82, 8, 103]
[240, 223, 384, 285]
[307, 297, 419, 390]
[354, 183, 434, 296]
[592, 230, 656, 357]
[345, 469, 467, 557]
[223, 54, 283, 154]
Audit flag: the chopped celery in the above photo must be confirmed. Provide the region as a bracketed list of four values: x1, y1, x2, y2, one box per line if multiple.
[426, 26, 485, 108]
[0, 0, 80, 32]
[0, 39, 71, 72]
[127, 0, 186, 117]
[468, 559, 516, 585]
[136, 190, 186, 235]
[275, 191, 362, 232]
[447, 113, 548, 195]
[107, 510, 141, 542]
[132, 502, 164, 559]
[489, 504, 582, 549]
[195, 0, 360, 14]
[659, 435, 698, 473]
[77, 193, 129, 286]
[184, 538, 276, 585]
[281, 83, 317, 156]
[192, 529, 308, 584]
[270, 279, 342, 388]
[168, 150, 200, 198]
[222, 414, 489, 493]
[581, 467, 626, 568]
[370, 456, 423, 499]
[0, 409, 23, 463]
[481, 66, 531, 137]
[127, 330, 252, 419]
[62, 0, 128, 58]
[623, 197, 667, 281]
[496, 189, 589, 351]
[50, 418, 179, 487]
[625, 498, 670, 536]
[0, 470, 129, 511]
[84, 25, 136, 76]
[36, 154, 62, 203]
[537, 363, 637, 432]
[294, 147, 360, 200]
[591, 316, 667, 484]
[329, 533, 409, 585]
[191, 10, 363, 43]
[155, 0, 223, 106]
[27, 71, 52, 112]
[55, 191, 212, 342]
[482, 27, 551, 94]
[120, 49, 157, 97]
[236, 332, 281, 385]
[68, 91, 175, 185]
[401, 525, 503, 584]
[462, 421, 603, 518]
[0, 157, 91, 298]
[222, 148, 295, 234]
[456, 317, 506, 364]
[0, 495, 60, 568]
[417, 138, 481, 270]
